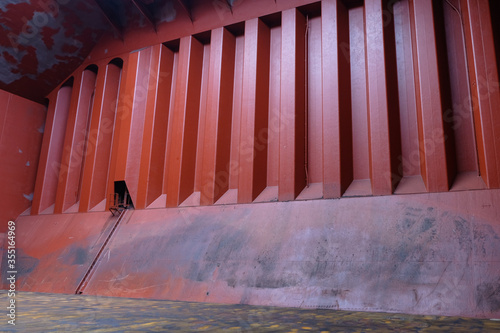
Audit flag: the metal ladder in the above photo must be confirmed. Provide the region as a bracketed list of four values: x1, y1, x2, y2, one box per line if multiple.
[75, 207, 129, 295]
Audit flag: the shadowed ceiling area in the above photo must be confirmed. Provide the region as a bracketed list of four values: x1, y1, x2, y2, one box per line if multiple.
[0, 0, 196, 103]
[0, 0, 109, 103]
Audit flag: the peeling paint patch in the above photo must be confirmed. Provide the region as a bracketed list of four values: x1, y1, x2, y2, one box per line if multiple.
[18, 148, 23, 153]
[37, 123, 45, 133]
[159, 1, 177, 23]
[0, 0, 31, 12]
[23, 193, 34, 201]
[0, 0, 108, 101]
[26, 161, 30, 166]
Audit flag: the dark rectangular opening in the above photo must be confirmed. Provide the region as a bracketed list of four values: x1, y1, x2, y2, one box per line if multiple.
[114, 180, 134, 209]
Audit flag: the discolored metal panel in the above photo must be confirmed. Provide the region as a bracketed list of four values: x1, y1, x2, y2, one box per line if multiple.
[57, 189, 500, 319]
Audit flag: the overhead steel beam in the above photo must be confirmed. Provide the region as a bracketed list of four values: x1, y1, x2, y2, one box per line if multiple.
[92, 0, 124, 40]
[176, 0, 193, 22]
[131, 0, 157, 32]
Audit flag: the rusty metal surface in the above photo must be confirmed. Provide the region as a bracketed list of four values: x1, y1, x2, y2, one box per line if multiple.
[0, 0, 108, 102]
[1, 211, 118, 294]
[165, 36, 204, 207]
[41, 189, 498, 319]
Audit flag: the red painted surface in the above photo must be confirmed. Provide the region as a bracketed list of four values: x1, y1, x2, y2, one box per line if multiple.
[0, 0, 108, 102]
[79, 60, 122, 212]
[31, 85, 72, 215]
[409, 0, 453, 192]
[307, 16, 323, 187]
[348, 6, 371, 196]
[322, 0, 353, 198]
[54, 69, 97, 214]
[27, 0, 499, 212]
[88, 0, 323, 67]
[443, 0, 478, 175]
[162, 52, 180, 197]
[166, 36, 204, 207]
[2, 211, 119, 293]
[11, 189, 500, 318]
[267, 26, 281, 190]
[200, 27, 236, 205]
[238, 18, 270, 203]
[461, 0, 500, 189]
[0, 234, 3, 275]
[229, 35, 245, 191]
[394, 0, 420, 180]
[0, 90, 46, 231]
[136, 45, 174, 209]
[279, 8, 306, 201]
[194, 44, 211, 198]
[5, 0, 500, 321]
[364, 0, 401, 195]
